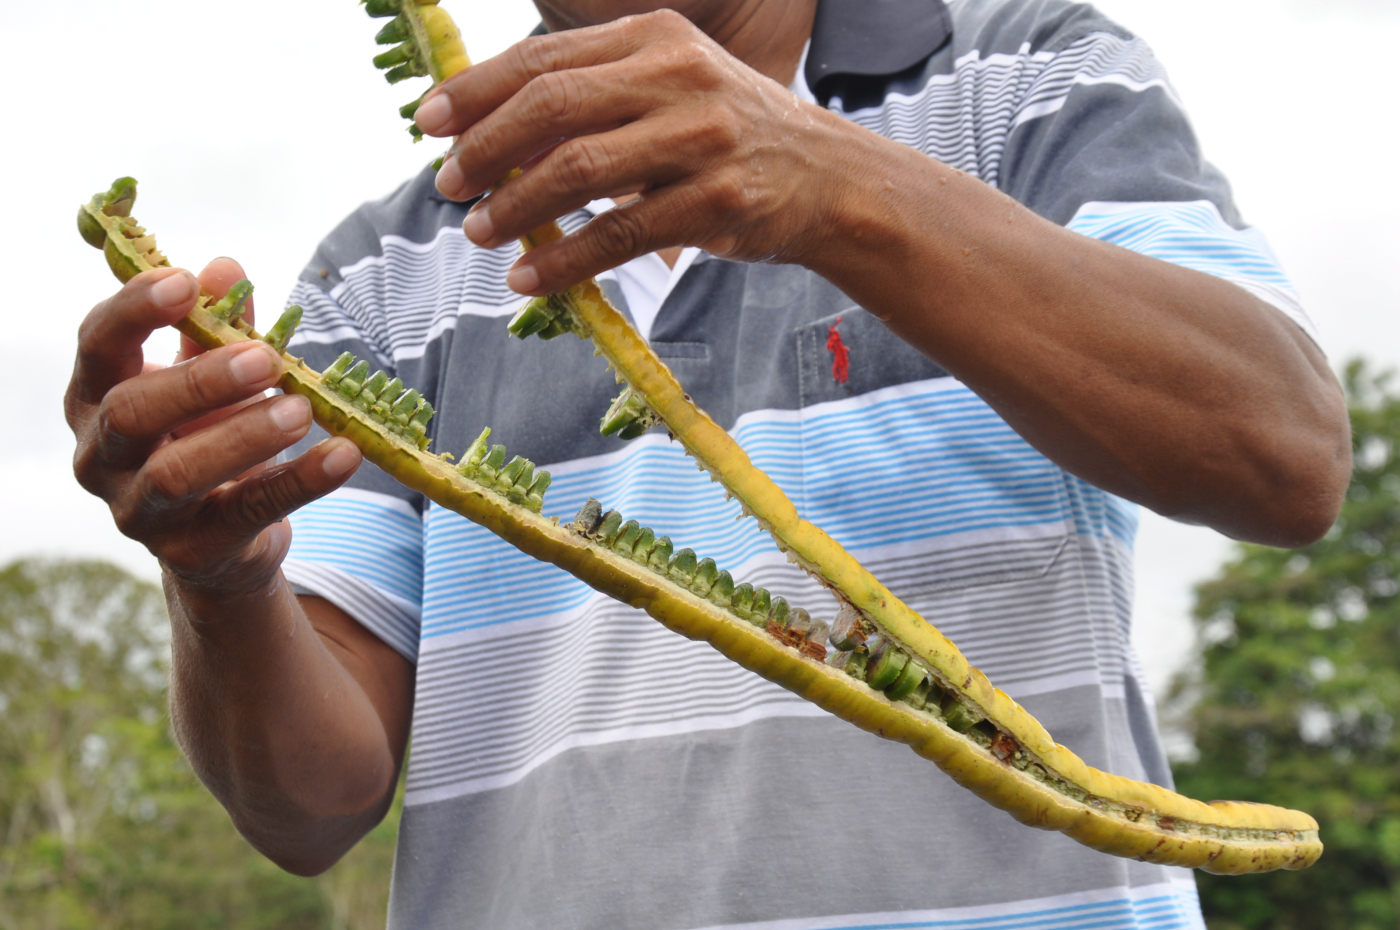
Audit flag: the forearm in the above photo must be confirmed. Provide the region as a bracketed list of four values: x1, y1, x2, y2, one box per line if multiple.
[413, 12, 1349, 542]
[805, 122, 1351, 545]
[165, 573, 400, 874]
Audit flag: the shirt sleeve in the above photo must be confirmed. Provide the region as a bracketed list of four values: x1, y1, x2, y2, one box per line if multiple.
[999, 28, 1317, 344]
[279, 211, 427, 663]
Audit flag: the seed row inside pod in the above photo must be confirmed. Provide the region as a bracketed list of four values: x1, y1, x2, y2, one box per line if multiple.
[569, 497, 1028, 745]
[455, 426, 553, 512]
[507, 293, 592, 342]
[569, 490, 1289, 839]
[363, 0, 469, 145]
[319, 352, 440, 452]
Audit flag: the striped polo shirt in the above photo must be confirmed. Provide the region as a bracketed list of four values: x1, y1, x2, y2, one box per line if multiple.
[280, 0, 1313, 926]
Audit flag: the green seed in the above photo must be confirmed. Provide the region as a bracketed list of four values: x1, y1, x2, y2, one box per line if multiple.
[506, 461, 536, 503]
[618, 421, 652, 441]
[730, 583, 755, 620]
[410, 399, 434, 426]
[389, 388, 420, 424]
[596, 510, 623, 545]
[885, 658, 926, 701]
[803, 619, 830, 659]
[370, 378, 404, 420]
[430, 154, 446, 172]
[600, 388, 656, 440]
[385, 60, 430, 84]
[364, 0, 400, 18]
[373, 43, 416, 68]
[321, 352, 355, 386]
[398, 92, 424, 118]
[458, 427, 492, 478]
[536, 317, 568, 340]
[905, 677, 934, 710]
[524, 471, 551, 512]
[477, 444, 507, 483]
[708, 570, 734, 608]
[507, 296, 556, 339]
[689, 558, 719, 597]
[376, 17, 410, 44]
[409, 124, 424, 142]
[612, 520, 642, 556]
[750, 588, 771, 625]
[829, 650, 870, 682]
[522, 293, 584, 340]
[766, 596, 790, 629]
[338, 360, 372, 398]
[208, 279, 254, 323]
[647, 537, 673, 573]
[865, 641, 909, 692]
[494, 455, 529, 492]
[262, 305, 302, 353]
[668, 548, 698, 585]
[941, 694, 983, 733]
[357, 370, 390, 409]
[572, 498, 604, 534]
[630, 527, 656, 562]
[408, 400, 435, 448]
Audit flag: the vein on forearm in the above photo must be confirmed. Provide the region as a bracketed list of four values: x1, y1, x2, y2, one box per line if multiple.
[802, 123, 1349, 544]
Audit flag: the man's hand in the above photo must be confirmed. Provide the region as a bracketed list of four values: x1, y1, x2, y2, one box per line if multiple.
[415, 9, 849, 295]
[66, 260, 411, 875]
[66, 259, 362, 594]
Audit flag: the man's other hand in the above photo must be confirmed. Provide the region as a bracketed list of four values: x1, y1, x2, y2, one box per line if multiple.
[65, 258, 363, 595]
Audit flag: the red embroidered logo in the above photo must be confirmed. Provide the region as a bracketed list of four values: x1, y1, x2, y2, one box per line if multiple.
[826, 316, 850, 384]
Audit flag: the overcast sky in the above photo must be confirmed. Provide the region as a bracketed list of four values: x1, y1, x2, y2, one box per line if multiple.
[3, 0, 1396, 699]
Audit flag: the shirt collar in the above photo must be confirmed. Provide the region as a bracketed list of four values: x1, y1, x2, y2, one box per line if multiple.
[805, 0, 952, 104]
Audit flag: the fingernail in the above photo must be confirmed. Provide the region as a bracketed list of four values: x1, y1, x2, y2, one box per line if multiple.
[151, 272, 196, 309]
[229, 344, 278, 385]
[322, 439, 361, 478]
[270, 394, 311, 432]
[464, 203, 493, 244]
[436, 157, 464, 199]
[414, 94, 452, 134]
[507, 262, 540, 294]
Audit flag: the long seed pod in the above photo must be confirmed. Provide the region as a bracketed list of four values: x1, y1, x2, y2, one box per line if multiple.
[344, 2, 1322, 874]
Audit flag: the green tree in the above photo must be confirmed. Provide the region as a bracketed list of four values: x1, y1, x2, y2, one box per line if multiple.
[1172, 361, 1400, 929]
[0, 558, 400, 930]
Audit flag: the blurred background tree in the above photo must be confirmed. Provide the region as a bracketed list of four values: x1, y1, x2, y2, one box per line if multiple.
[1172, 360, 1400, 929]
[0, 559, 400, 930]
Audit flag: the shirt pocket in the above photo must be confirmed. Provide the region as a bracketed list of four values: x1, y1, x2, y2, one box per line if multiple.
[791, 310, 1076, 602]
[795, 308, 947, 408]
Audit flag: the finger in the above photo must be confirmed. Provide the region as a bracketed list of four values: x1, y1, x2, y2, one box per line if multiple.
[414, 15, 655, 139]
[177, 257, 256, 362]
[69, 267, 199, 411]
[156, 438, 362, 584]
[204, 438, 362, 555]
[463, 118, 708, 250]
[112, 393, 314, 538]
[440, 63, 661, 202]
[506, 182, 726, 296]
[91, 341, 284, 470]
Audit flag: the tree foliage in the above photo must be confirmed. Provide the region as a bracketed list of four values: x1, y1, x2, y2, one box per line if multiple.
[1173, 361, 1400, 928]
[0, 559, 400, 930]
